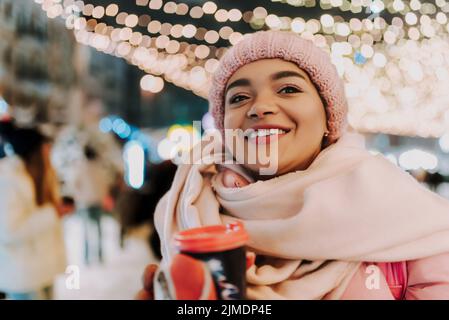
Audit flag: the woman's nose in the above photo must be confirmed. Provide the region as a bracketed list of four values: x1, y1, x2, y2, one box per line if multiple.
[246, 102, 278, 119]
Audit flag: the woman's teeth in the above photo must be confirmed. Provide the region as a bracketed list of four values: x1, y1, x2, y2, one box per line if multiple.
[245, 129, 287, 139]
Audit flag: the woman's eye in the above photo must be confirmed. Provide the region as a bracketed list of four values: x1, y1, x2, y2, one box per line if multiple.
[278, 86, 300, 94]
[230, 95, 248, 104]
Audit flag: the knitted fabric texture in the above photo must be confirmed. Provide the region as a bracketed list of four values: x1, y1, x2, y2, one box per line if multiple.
[208, 30, 348, 145]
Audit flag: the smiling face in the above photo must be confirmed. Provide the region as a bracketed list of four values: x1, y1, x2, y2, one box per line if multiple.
[223, 58, 328, 178]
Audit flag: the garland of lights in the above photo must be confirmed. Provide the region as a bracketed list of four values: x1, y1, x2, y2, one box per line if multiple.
[60, 1, 240, 65]
[75, 1, 449, 67]
[59, 1, 449, 85]
[65, 0, 449, 81]
[38, 0, 449, 47]
[81, 3, 239, 45]
[40, 0, 449, 63]
[35, 0, 449, 138]
[270, 0, 449, 16]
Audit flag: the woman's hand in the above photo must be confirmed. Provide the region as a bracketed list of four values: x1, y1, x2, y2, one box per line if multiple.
[135, 252, 255, 300]
[222, 168, 250, 188]
[56, 203, 74, 218]
[246, 252, 256, 270]
[135, 264, 158, 300]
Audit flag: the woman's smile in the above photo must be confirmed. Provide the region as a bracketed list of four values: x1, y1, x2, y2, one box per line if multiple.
[243, 125, 292, 145]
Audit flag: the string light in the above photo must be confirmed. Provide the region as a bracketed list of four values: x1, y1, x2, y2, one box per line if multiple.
[140, 74, 165, 93]
[202, 2, 218, 15]
[125, 14, 139, 28]
[190, 6, 204, 19]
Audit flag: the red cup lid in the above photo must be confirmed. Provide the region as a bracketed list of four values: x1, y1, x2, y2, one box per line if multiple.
[174, 222, 249, 253]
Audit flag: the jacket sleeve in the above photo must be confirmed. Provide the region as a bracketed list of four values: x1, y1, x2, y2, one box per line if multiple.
[405, 252, 449, 300]
[0, 179, 59, 245]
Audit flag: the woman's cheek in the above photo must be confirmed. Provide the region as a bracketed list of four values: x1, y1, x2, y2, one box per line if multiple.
[303, 99, 327, 127]
[224, 112, 244, 159]
[223, 112, 236, 130]
[224, 110, 246, 132]
[295, 123, 323, 150]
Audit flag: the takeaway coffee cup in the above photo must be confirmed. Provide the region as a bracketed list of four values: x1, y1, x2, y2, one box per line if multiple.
[174, 222, 249, 300]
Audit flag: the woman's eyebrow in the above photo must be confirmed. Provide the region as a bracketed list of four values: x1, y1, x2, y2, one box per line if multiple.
[271, 71, 307, 82]
[225, 78, 251, 94]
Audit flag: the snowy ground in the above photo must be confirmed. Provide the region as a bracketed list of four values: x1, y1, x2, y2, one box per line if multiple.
[54, 213, 158, 300]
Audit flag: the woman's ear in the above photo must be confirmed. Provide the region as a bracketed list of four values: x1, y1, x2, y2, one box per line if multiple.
[321, 130, 330, 150]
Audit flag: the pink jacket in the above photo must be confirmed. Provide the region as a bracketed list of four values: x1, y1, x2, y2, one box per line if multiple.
[341, 252, 449, 299]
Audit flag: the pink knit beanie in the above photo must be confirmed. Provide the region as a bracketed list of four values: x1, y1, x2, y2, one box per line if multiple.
[208, 30, 348, 145]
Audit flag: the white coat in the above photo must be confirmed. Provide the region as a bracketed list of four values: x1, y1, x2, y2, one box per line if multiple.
[0, 156, 66, 292]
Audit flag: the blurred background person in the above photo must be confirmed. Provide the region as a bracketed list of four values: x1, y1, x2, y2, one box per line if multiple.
[0, 120, 66, 300]
[115, 160, 177, 260]
[71, 144, 111, 265]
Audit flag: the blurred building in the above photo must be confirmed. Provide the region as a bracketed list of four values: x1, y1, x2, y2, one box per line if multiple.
[0, 0, 77, 125]
[0, 0, 207, 130]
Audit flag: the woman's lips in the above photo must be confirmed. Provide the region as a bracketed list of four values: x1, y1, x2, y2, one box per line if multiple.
[252, 133, 287, 145]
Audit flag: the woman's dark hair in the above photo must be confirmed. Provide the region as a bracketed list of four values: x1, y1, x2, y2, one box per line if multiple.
[0, 120, 58, 206]
[0, 120, 46, 158]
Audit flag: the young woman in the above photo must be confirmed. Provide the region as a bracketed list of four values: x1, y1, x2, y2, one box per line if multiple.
[140, 31, 449, 300]
[0, 121, 66, 300]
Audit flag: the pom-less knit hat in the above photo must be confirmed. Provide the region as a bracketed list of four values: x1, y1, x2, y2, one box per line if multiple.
[208, 30, 348, 145]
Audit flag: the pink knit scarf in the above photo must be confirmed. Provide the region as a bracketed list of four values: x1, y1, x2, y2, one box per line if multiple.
[155, 131, 449, 299]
